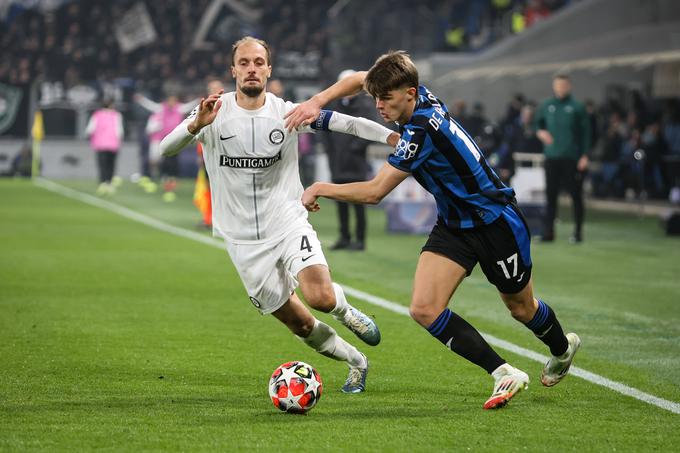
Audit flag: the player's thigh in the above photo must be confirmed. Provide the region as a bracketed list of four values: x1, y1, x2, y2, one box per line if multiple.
[280, 222, 333, 308]
[412, 251, 467, 320]
[412, 221, 474, 326]
[224, 240, 295, 315]
[297, 265, 335, 309]
[476, 204, 533, 295]
[271, 292, 316, 337]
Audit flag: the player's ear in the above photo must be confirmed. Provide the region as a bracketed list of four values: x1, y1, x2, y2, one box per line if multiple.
[230, 66, 236, 79]
[406, 87, 417, 100]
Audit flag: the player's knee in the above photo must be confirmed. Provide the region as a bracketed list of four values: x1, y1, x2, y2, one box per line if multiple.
[304, 285, 336, 313]
[508, 302, 533, 323]
[409, 303, 434, 328]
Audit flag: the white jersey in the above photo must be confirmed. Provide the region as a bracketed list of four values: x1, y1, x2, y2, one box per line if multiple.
[195, 92, 308, 243]
[161, 91, 393, 244]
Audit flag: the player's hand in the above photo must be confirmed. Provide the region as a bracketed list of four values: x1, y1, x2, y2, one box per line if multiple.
[301, 184, 321, 212]
[188, 90, 224, 134]
[284, 97, 322, 132]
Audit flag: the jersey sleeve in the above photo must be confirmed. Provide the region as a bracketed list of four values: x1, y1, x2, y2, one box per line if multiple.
[158, 119, 199, 156]
[311, 110, 392, 144]
[387, 125, 429, 172]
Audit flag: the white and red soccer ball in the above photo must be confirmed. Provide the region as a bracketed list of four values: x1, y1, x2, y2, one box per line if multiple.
[268, 361, 322, 414]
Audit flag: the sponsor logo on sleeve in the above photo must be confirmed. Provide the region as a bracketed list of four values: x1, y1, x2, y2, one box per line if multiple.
[393, 136, 419, 160]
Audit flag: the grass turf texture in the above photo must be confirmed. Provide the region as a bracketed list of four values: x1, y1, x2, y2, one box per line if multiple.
[1, 178, 679, 451]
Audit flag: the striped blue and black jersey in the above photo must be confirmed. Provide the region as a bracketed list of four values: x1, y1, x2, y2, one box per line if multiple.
[387, 85, 515, 229]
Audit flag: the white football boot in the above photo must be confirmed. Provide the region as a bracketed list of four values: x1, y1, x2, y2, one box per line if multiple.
[483, 363, 530, 409]
[541, 332, 581, 387]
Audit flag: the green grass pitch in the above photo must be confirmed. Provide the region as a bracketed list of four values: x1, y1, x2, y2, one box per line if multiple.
[1, 178, 679, 451]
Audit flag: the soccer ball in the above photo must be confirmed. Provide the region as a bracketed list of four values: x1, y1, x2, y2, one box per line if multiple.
[268, 361, 323, 414]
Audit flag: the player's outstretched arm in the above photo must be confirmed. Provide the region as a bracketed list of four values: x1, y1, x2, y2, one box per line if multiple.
[159, 92, 223, 157]
[309, 110, 399, 146]
[302, 163, 409, 211]
[284, 71, 368, 131]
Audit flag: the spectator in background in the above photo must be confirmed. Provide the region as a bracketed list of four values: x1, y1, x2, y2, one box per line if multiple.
[664, 100, 680, 156]
[638, 115, 667, 198]
[535, 74, 590, 243]
[135, 93, 198, 201]
[501, 94, 525, 135]
[451, 99, 469, 126]
[85, 99, 124, 195]
[585, 99, 599, 152]
[494, 102, 543, 186]
[464, 102, 488, 142]
[663, 101, 680, 203]
[322, 70, 374, 251]
[510, 102, 543, 155]
[592, 110, 626, 198]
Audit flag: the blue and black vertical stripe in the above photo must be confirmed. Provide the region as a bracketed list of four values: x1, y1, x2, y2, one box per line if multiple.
[387, 85, 516, 230]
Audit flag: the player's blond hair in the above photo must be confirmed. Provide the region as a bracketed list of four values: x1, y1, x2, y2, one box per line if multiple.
[231, 36, 272, 66]
[365, 51, 419, 98]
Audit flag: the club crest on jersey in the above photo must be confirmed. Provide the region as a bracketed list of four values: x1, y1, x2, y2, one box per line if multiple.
[219, 151, 282, 168]
[269, 128, 284, 145]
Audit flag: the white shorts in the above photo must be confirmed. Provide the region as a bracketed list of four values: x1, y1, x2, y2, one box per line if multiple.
[224, 221, 328, 315]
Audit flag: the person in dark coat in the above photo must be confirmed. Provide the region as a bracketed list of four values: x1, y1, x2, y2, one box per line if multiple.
[322, 70, 376, 250]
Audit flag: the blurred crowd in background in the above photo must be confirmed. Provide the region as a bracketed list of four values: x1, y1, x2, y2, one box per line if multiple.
[2, 0, 679, 203]
[1, 0, 573, 91]
[456, 92, 680, 201]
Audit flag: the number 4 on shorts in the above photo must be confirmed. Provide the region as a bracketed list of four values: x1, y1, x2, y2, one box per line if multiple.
[300, 235, 312, 252]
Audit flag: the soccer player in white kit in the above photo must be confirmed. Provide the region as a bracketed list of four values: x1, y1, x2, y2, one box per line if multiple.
[159, 37, 399, 393]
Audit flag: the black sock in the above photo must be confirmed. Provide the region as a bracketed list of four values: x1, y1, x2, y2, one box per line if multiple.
[525, 299, 569, 356]
[427, 308, 505, 374]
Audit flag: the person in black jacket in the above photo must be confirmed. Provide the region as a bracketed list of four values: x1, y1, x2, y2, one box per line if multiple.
[322, 70, 377, 250]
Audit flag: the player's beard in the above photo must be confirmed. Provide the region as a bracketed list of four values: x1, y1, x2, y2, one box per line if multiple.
[239, 83, 264, 98]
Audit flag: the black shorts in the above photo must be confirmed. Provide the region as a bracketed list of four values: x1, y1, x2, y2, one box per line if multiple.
[422, 204, 532, 294]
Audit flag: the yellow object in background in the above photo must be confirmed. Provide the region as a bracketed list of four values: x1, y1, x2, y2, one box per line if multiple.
[31, 110, 45, 178]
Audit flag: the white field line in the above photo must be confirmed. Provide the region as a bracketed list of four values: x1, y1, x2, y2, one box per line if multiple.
[35, 178, 680, 415]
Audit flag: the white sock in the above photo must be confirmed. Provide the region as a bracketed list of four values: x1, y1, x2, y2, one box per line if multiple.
[329, 282, 350, 320]
[299, 319, 366, 368]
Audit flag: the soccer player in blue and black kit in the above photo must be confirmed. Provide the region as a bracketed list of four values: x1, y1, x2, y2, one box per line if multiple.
[287, 51, 581, 410]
